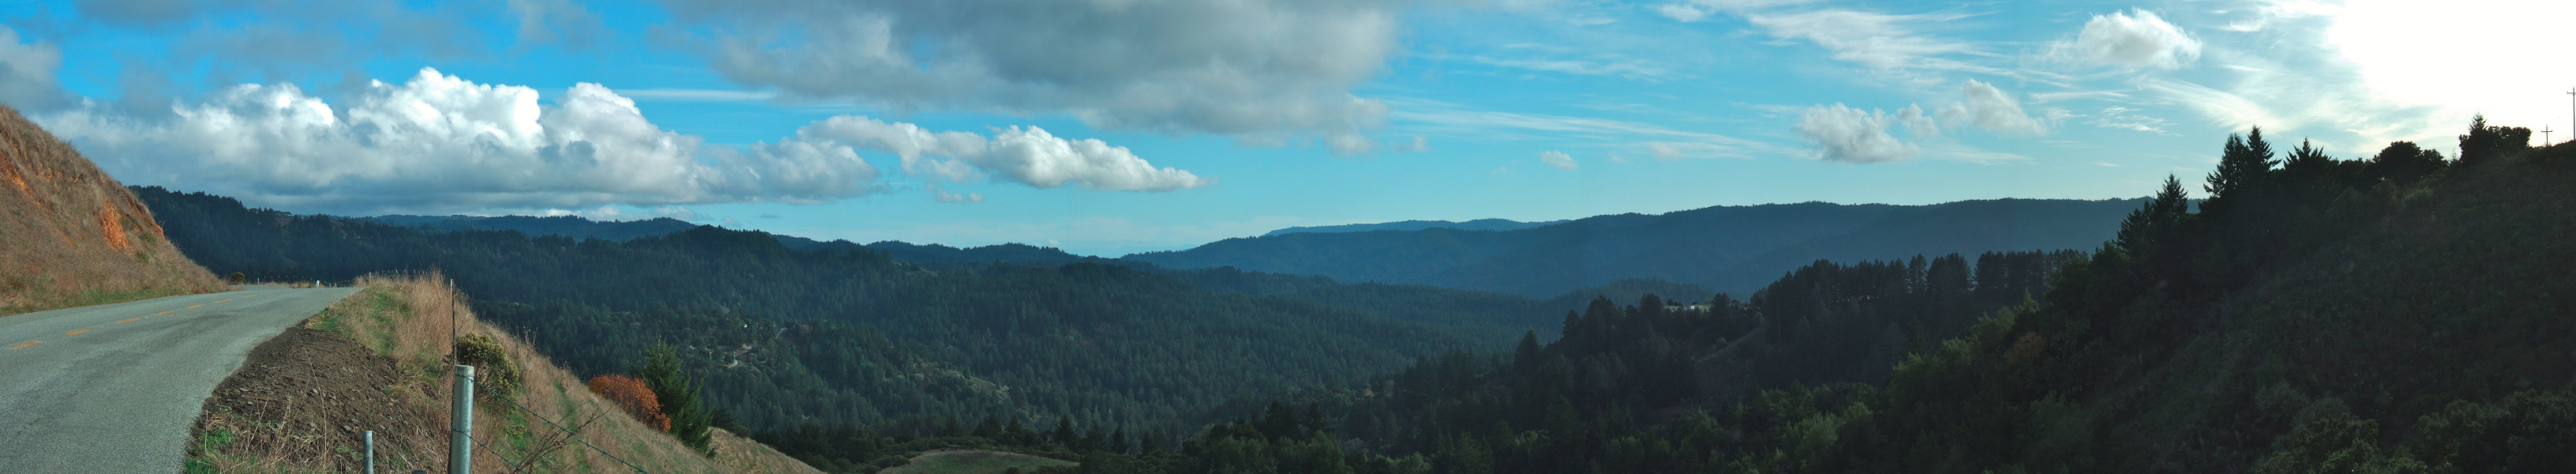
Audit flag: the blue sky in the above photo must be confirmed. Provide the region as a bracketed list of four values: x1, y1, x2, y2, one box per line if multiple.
[3, 0, 2567, 256]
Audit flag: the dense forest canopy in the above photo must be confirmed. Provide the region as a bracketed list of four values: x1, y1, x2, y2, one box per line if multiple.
[733, 118, 2576, 474]
[133, 190, 1562, 438]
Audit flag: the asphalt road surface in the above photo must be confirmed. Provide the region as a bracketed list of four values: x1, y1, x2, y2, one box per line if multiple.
[0, 285, 361, 473]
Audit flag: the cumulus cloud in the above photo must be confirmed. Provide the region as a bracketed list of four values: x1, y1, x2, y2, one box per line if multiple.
[1937, 80, 2046, 135]
[37, 67, 1198, 215]
[658, 0, 1411, 148]
[1794, 103, 1916, 164]
[1539, 150, 1577, 170]
[2064, 9, 2200, 69]
[40, 68, 882, 213]
[0, 27, 71, 111]
[793, 116, 1209, 191]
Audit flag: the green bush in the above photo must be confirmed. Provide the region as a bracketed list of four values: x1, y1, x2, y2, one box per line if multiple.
[453, 333, 523, 397]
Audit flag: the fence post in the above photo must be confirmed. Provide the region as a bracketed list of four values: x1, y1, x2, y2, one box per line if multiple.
[452, 365, 474, 474]
[365, 430, 375, 474]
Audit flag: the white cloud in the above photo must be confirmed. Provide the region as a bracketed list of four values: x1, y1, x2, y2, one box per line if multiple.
[1539, 150, 1577, 170]
[0, 27, 69, 111]
[557, 204, 702, 222]
[927, 184, 984, 203]
[1746, 9, 1998, 73]
[1794, 103, 1916, 164]
[1648, 142, 1685, 160]
[658, 0, 1414, 149]
[39, 67, 1193, 215]
[1656, 0, 1819, 21]
[1937, 79, 2045, 136]
[1392, 135, 1431, 153]
[1386, 96, 1794, 159]
[1468, 55, 1678, 81]
[2063, 9, 2200, 69]
[796, 116, 1210, 191]
[43, 68, 883, 213]
[1653, 4, 1712, 22]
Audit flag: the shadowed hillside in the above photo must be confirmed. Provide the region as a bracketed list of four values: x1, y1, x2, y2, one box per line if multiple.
[0, 106, 219, 314]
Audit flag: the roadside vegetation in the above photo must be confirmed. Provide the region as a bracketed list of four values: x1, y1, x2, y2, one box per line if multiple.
[0, 106, 219, 316]
[185, 272, 820, 473]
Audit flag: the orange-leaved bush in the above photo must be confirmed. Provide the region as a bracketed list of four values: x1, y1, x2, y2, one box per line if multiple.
[587, 374, 668, 431]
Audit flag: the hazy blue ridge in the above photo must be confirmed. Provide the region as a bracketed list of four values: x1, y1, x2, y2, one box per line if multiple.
[1126, 198, 2145, 297]
[1260, 218, 1571, 237]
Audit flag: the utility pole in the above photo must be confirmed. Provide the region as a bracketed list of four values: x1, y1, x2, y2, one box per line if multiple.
[2545, 125, 2555, 146]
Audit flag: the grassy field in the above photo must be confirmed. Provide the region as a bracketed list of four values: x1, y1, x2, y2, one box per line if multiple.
[879, 450, 1078, 474]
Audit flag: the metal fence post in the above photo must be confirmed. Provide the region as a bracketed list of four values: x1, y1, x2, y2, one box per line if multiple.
[452, 365, 474, 474]
[365, 430, 376, 474]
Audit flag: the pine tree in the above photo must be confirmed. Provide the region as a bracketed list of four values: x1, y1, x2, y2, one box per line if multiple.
[1513, 330, 1543, 372]
[2116, 175, 2192, 256]
[2457, 114, 2533, 167]
[632, 343, 711, 452]
[2206, 127, 2278, 204]
[1052, 417, 1077, 447]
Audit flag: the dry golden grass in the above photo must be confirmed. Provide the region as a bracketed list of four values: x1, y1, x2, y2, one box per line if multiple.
[0, 105, 222, 315]
[190, 271, 823, 474]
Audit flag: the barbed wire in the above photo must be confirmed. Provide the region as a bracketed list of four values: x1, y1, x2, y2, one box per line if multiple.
[483, 389, 654, 473]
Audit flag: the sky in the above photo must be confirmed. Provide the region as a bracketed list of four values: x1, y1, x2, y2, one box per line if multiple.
[2, 0, 2570, 257]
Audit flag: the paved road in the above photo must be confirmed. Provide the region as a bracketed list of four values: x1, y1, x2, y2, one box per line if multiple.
[0, 285, 361, 473]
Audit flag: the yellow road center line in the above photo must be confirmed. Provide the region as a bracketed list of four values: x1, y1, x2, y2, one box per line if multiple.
[114, 318, 139, 324]
[186, 305, 202, 309]
[154, 311, 173, 316]
[214, 299, 231, 303]
[65, 330, 88, 336]
[7, 341, 36, 350]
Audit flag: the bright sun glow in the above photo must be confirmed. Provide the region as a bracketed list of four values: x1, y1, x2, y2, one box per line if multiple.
[2330, 0, 2576, 141]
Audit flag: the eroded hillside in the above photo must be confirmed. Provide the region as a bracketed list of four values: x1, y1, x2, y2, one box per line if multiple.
[0, 106, 219, 314]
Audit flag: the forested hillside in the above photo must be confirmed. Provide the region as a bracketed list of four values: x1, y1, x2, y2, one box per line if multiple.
[363, 214, 699, 242]
[133, 187, 1560, 440]
[1124, 198, 2139, 297]
[736, 122, 2576, 474]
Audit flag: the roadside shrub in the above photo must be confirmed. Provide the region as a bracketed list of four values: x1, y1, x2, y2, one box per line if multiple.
[453, 333, 523, 397]
[227, 272, 245, 284]
[587, 374, 669, 431]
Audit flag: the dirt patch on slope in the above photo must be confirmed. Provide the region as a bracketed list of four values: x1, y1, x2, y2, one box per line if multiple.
[190, 327, 441, 472]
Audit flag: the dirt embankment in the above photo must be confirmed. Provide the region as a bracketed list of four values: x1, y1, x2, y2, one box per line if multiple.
[193, 327, 439, 472]
[0, 105, 221, 314]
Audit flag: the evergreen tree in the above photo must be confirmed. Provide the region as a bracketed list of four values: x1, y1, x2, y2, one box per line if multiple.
[2457, 114, 2533, 167]
[2116, 175, 2192, 256]
[1052, 417, 1078, 447]
[1512, 330, 1543, 372]
[2206, 126, 2278, 205]
[632, 343, 712, 452]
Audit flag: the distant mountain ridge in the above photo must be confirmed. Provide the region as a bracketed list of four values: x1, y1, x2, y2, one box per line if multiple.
[363, 215, 699, 242]
[1261, 218, 1569, 237]
[1124, 198, 2145, 297]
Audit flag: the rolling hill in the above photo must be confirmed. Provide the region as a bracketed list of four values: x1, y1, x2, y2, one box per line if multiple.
[1124, 198, 2143, 297]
